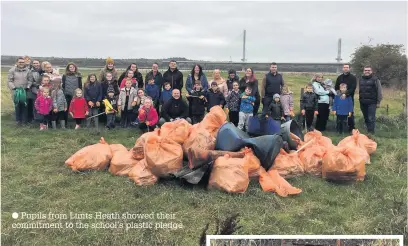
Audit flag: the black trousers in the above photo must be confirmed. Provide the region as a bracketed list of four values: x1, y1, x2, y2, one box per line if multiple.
[336, 115, 348, 134]
[360, 102, 377, 133]
[315, 103, 329, 131]
[64, 95, 73, 122]
[139, 122, 156, 133]
[192, 114, 204, 124]
[262, 97, 273, 114]
[27, 98, 34, 122]
[305, 110, 315, 129]
[51, 111, 65, 121]
[75, 118, 83, 125]
[41, 114, 51, 125]
[120, 108, 134, 127]
[229, 111, 239, 126]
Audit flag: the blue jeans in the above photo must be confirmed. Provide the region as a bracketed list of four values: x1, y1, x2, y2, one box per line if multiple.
[360, 102, 377, 133]
[106, 113, 116, 128]
[15, 103, 28, 123]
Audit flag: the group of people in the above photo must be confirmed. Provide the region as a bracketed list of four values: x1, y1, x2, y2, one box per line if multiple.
[7, 56, 383, 134]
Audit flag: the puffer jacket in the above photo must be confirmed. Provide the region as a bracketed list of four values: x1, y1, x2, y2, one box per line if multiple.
[8, 66, 32, 90]
[30, 67, 42, 95]
[300, 92, 318, 111]
[268, 101, 284, 120]
[118, 87, 137, 110]
[52, 89, 68, 111]
[280, 92, 294, 115]
[35, 95, 53, 115]
[84, 82, 103, 104]
[62, 68, 82, 97]
[225, 90, 241, 112]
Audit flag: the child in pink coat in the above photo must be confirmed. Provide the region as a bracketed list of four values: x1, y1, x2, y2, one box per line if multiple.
[35, 87, 53, 130]
[137, 96, 158, 133]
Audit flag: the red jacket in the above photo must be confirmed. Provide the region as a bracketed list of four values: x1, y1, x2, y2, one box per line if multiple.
[35, 95, 53, 115]
[119, 78, 137, 89]
[138, 105, 158, 126]
[69, 97, 88, 118]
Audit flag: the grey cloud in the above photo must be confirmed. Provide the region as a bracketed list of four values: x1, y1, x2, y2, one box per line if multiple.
[1, 1, 406, 62]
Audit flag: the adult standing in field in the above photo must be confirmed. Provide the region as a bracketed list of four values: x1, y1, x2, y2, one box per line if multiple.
[239, 68, 260, 115]
[162, 60, 184, 91]
[24, 56, 32, 70]
[62, 62, 82, 122]
[118, 63, 144, 88]
[7, 57, 33, 125]
[358, 66, 383, 134]
[42, 61, 61, 86]
[312, 73, 331, 131]
[261, 62, 285, 114]
[226, 69, 239, 91]
[209, 69, 228, 98]
[159, 89, 191, 126]
[335, 63, 357, 132]
[186, 64, 208, 94]
[28, 59, 43, 122]
[99, 57, 118, 82]
[145, 62, 163, 90]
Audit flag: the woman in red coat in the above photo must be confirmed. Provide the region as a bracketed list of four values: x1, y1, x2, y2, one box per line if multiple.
[138, 96, 158, 132]
[69, 88, 89, 129]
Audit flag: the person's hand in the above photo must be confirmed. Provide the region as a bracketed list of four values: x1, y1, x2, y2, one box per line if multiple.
[252, 102, 255, 105]
[185, 94, 190, 98]
[314, 111, 319, 115]
[85, 111, 89, 116]
[341, 94, 346, 99]
[146, 121, 150, 126]
[348, 112, 352, 117]
[290, 111, 295, 117]
[64, 108, 67, 112]
[332, 111, 336, 115]
[376, 104, 380, 108]
[225, 108, 229, 114]
[140, 109, 145, 114]
[190, 90, 195, 94]
[265, 115, 269, 118]
[96, 102, 100, 107]
[88, 101, 94, 107]
[53, 109, 57, 113]
[301, 109, 305, 115]
[280, 117, 285, 120]
[70, 112, 73, 117]
[199, 95, 204, 99]
[131, 101, 136, 107]
[242, 95, 248, 99]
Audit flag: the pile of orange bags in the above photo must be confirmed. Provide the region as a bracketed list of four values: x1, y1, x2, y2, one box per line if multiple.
[271, 149, 304, 178]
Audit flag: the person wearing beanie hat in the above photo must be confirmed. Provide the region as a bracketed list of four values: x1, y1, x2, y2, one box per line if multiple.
[266, 93, 284, 125]
[103, 85, 118, 129]
[99, 57, 118, 82]
[226, 69, 239, 91]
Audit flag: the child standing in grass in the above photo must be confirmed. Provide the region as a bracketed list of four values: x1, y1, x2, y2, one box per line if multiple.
[206, 81, 225, 112]
[332, 83, 353, 134]
[225, 81, 241, 126]
[238, 87, 255, 131]
[35, 87, 53, 130]
[84, 74, 102, 129]
[103, 87, 118, 130]
[118, 79, 137, 128]
[186, 80, 207, 124]
[266, 94, 285, 125]
[280, 85, 294, 121]
[37, 75, 52, 98]
[69, 88, 89, 130]
[300, 83, 319, 131]
[51, 78, 67, 129]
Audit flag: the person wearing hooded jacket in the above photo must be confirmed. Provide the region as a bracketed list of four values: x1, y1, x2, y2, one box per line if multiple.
[62, 62, 82, 122]
[28, 59, 43, 122]
[99, 57, 118, 82]
[159, 89, 191, 126]
[117, 63, 144, 89]
[162, 60, 184, 91]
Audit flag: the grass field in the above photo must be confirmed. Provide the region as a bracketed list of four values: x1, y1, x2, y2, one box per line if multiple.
[1, 69, 407, 245]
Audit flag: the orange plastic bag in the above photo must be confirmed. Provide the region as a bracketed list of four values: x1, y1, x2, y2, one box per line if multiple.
[132, 129, 160, 160]
[109, 150, 139, 176]
[338, 129, 377, 155]
[270, 149, 304, 178]
[200, 106, 227, 138]
[322, 146, 366, 181]
[259, 167, 302, 197]
[144, 135, 183, 177]
[65, 137, 112, 171]
[242, 148, 262, 178]
[182, 126, 216, 157]
[304, 130, 333, 150]
[160, 119, 192, 145]
[208, 154, 249, 193]
[110, 144, 128, 155]
[298, 144, 326, 176]
[128, 159, 158, 186]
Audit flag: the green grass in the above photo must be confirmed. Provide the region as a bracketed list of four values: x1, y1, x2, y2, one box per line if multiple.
[1, 69, 407, 245]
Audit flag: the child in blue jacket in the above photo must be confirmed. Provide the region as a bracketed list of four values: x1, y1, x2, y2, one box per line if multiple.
[332, 83, 353, 134]
[145, 78, 160, 113]
[238, 86, 255, 131]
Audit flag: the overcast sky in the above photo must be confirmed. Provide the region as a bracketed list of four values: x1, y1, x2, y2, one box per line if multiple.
[1, 1, 406, 62]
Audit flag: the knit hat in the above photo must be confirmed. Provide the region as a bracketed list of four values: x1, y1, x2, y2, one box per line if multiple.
[106, 57, 114, 65]
[107, 87, 115, 94]
[211, 81, 217, 86]
[273, 94, 280, 99]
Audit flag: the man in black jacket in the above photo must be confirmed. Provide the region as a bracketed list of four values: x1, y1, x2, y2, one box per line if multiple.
[118, 63, 144, 88]
[335, 63, 357, 132]
[261, 62, 284, 114]
[358, 66, 383, 134]
[159, 89, 191, 126]
[163, 60, 183, 90]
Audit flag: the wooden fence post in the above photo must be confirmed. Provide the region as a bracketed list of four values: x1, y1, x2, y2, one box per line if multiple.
[386, 104, 389, 115]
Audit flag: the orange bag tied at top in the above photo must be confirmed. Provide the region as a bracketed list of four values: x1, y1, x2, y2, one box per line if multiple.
[128, 159, 158, 186]
[338, 129, 377, 155]
[259, 167, 302, 197]
[109, 150, 139, 176]
[65, 137, 113, 171]
[160, 119, 192, 145]
[132, 129, 160, 160]
[304, 130, 333, 150]
[322, 146, 366, 181]
[144, 135, 183, 177]
[270, 149, 304, 178]
[183, 125, 216, 157]
[199, 106, 227, 138]
[208, 154, 249, 193]
[299, 144, 326, 176]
